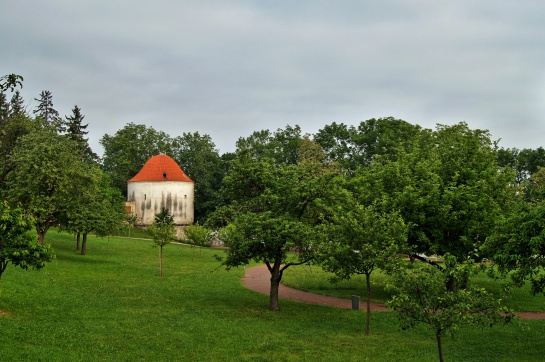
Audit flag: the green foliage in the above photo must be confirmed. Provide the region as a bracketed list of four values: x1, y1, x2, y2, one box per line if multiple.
[100, 123, 174, 195]
[387, 256, 514, 362]
[172, 132, 224, 222]
[0, 74, 23, 93]
[488, 167, 545, 295]
[148, 209, 176, 277]
[183, 223, 211, 247]
[219, 138, 342, 310]
[0, 201, 54, 281]
[6, 128, 88, 243]
[2, 233, 545, 361]
[320, 204, 408, 335]
[314, 117, 422, 174]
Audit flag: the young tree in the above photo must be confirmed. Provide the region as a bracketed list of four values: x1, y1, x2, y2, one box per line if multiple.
[0, 201, 54, 282]
[147, 208, 176, 277]
[182, 223, 211, 260]
[320, 204, 407, 335]
[219, 138, 342, 310]
[387, 255, 513, 362]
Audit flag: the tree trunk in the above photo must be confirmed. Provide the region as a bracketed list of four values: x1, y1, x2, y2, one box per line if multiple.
[269, 262, 283, 311]
[159, 246, 163, 277]
[436, 331, 444, 362]
[81, 233, 87, 255]
[36, 223, 51, 245]
[76, 233, 80, 251]
[446, 275, 457, 292]
[365, 272, 371, 336]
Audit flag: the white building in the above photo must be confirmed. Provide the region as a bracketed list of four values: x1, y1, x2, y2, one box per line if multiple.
[126, 154, 194, 226]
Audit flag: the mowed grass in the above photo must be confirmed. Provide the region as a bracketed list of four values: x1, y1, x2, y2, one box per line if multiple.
[0, 233, 543, 361]
[282, 263, 545, 313]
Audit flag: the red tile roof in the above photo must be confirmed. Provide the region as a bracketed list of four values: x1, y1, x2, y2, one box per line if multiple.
[128, 154, 194, 183]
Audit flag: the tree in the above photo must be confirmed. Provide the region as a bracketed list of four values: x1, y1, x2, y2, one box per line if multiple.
[320, 204, 407, 335]
[6, 128, 86, 244]
[9, 91, 25, 116]
[33, 90, 59, 126]
[171, 132, 224, 222]
[487, 167, 545, 295]
[100, 123, 174, 195]
[0, 74, 23, 93]
[314, 118, 422, 174]
[0, 201, 54, 282]
[235, 125, 302, 166]
[182, 223, 211, 260]
[219, 138, 342, 310]
[61, 165, 126, 255]
[0, 111, 37, 187]
[147, 208, 176, 277]
[387, 255, 513, 362]
[353, 123, 513, 271]
[64, 105, 98, 163]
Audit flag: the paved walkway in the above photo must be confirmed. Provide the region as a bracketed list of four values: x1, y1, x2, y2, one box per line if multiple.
[242, 264, 545, 320]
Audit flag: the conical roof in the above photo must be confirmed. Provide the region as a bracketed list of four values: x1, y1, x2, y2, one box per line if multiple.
[128, 154, 194, 183]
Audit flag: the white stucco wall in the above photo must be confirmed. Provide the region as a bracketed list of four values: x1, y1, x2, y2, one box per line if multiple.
[127, 181, 194, 225]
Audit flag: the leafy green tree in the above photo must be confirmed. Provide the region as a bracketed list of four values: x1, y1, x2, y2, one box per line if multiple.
[321, 204, 407, 335]
[61, 165, 126, 255]
[0, 112, 37, 186]
[171, 132, 224, 222]
[33, 90, 59, 126]
[314, 117, 422, 174]
[235, 125, 302, 165]
[219, 138, 342, 310]
[354, 123, 513, 272]
[0, 74, 23, 93]
[182, 223, 211, 260]
[100, 123, 174, 195]
[496, 147, 545, 184]
[6, 128, 86, 244]
[488, 167, 545, 295]
[387, 255, 513, 362]
[148, 208, 176, 277]
[0, 201, 54, 282]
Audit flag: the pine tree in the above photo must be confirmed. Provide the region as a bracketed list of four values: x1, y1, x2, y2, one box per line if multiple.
[33, 90, 59, 125]
[10, 91, 25, 116]
[65, 105, 98, 162]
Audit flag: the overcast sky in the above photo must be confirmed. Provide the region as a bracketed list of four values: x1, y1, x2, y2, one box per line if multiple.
[2, 1, 545, 155]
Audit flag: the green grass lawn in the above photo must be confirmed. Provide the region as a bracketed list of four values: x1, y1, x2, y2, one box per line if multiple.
[282, 262, 545, 313]
[1, 232, 544, 361]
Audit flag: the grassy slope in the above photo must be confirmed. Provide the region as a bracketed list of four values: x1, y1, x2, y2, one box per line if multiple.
[0, 233, 543, 361]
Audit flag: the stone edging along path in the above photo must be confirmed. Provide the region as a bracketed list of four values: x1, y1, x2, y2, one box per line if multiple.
[241, 264, 545, 320]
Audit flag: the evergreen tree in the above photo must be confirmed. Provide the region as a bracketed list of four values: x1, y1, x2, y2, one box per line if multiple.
[33, 90, 59, 126]
[10, 90, 25, 116]
[65, 105, 97, 162]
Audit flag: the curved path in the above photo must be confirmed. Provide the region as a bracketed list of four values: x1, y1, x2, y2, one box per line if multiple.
[242, 264, 545, 320]
[242, 264, 389, 311]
